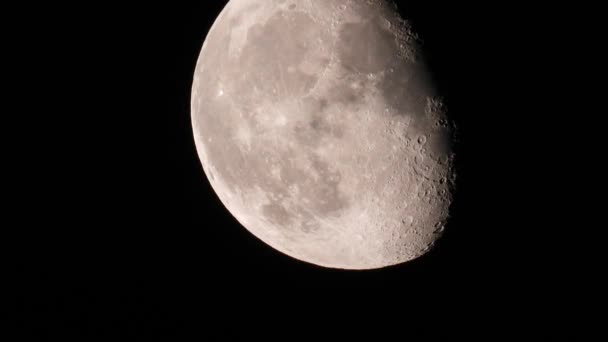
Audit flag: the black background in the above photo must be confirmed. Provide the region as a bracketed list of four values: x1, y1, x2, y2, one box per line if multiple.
[9, 0, 583, 340]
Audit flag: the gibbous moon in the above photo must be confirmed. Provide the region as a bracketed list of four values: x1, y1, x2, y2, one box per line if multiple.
[191, 0, 455, 269]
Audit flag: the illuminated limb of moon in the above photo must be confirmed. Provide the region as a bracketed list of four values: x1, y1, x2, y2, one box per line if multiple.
[191, 0, 455, 269]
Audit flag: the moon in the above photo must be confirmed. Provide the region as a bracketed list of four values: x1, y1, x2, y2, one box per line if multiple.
[191, 0, 455, 269]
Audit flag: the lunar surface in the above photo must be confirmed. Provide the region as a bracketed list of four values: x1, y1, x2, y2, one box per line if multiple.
[191, 0, 455, 269]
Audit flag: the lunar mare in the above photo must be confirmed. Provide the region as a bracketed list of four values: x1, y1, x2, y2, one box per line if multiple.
[191, 0, 455, 269]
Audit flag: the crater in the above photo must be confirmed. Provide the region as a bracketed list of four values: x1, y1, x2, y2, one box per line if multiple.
[299, 219, 320, 233]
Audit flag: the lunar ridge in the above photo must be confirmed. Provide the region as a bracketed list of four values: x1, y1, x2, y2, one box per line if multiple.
[191, 0, 455, 269]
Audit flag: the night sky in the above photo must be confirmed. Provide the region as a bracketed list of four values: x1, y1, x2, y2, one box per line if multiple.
[10, 1, 580, 339]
